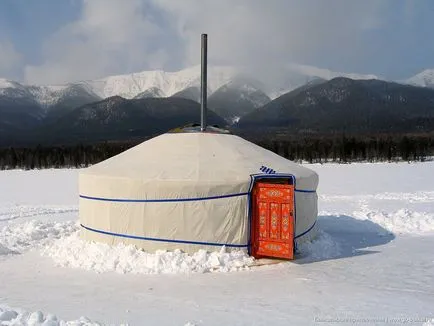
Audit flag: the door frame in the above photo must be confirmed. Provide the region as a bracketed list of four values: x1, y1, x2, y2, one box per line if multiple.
[247, 173, 297, 256]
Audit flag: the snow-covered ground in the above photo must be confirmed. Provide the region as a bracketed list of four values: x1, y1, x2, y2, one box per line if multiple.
[1, 163, 434, 325]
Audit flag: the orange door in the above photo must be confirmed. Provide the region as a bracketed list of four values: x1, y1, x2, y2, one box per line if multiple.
[251, 182, 294, 260]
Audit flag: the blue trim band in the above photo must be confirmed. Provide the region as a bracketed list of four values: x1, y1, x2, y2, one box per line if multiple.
[80, 224, 249, 248]
[294, 189, 316, 193]
[80, 192, 249, 203]
[294, 221, 317, 239]
[80, 188, 316, 204]
[80, 173, 316, 255]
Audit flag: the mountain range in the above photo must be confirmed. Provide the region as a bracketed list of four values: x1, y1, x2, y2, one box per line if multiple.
[405, 69, 434, 88]
[238, 78, 434, 134]
[1, 64, 434, 146]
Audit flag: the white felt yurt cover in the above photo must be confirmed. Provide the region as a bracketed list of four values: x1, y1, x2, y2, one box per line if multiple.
[79, 131, 319, 254]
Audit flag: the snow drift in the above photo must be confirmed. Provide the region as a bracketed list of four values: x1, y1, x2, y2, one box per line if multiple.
[1, 163, 434, 325]
[40, 228, 347, 275]
[42, 231, 255, 274]
[0, 305, 100, 326]
[297, 230, 342, 260]
[0, 244, 14, 256]
[0, 220, 77, 254]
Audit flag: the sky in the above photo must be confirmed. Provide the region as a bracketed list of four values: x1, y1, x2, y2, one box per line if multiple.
[0, 0, 433, 85]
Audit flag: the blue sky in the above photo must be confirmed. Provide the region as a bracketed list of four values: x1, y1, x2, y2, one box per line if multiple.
[0, 1, 80, 65]
[0, 0, 433, 84]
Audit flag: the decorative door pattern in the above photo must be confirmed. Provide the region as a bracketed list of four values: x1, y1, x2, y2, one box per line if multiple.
[252, 182, 294, 260]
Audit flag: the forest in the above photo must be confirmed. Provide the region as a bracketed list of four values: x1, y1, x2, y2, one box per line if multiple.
[1, 133, 433, 170]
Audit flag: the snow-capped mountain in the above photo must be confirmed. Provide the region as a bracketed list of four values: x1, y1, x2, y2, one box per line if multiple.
[0, 78, 101, 111]
[133, 87, 165, 99]
[0, 78, 26, 94]
[0, 63, 400, 141]
[3, 64, 434, 146]
[170, 86, 201, 102]
[405, 69, 434, 88]
[42, 97, 227, 145]
[81, 64, 380, 100]
[262, 64, 379, 98]
[0, 63, 382, 107]
[78, 65, 238, 100]
[0, 79, 101, 138]
[288, 63, 378, 81]
[239, 77, 434, 134]
[0, 79, 36, 102]
[208, 77, 271, 121]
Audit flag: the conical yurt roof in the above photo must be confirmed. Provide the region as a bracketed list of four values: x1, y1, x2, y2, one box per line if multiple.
[80, 129, 318, 197]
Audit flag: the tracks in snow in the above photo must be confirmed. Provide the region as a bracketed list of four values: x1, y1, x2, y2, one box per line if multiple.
[0, 220, 78, 254]
[319, 191, 434, 203]
[0, 204, 79, 255]
[0, 204, 78, 222]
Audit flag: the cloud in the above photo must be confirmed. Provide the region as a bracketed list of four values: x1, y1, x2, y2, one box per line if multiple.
[0, 39, 22, 79]
[24, 0, 396, 84]
[25, 0, 166, 85]
[152, 0, 389, 69]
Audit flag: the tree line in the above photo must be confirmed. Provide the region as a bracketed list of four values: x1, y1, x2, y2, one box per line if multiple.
[0, 134, 433, 170]
[0, 142, 137, 170]
[255, 134, 434, 163]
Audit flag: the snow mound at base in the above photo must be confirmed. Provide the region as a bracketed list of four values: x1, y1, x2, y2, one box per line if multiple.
[0, 220, 78, 253]
[42, 232, 255, 274]
[0, 244, 15, 256]
[353, 208, 434, 234]
[298, 230, 342, 260]
[424, 319, 434, 326]
[0, 305, 101, 326]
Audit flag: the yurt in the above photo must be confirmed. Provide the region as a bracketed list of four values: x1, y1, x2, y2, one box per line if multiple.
[78, 35, 319, 260]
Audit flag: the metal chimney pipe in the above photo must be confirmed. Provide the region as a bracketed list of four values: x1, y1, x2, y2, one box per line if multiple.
[200, 33, 207, 132]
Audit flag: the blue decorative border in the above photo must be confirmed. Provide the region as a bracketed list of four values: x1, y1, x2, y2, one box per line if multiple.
[80, 173, 318, 253]
[80, 223, 249, 248]
[294, 221, 317, 239]
[80, 192, 249, 203]
[79, 189, 315, 203]
[294, 189, 316, 193]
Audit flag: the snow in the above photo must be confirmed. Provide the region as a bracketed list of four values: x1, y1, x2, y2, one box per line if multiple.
[406, 69, 434, 88]
[425, 319, 434, 326]
[0, 244, 14, 256]
[0, 80, 30, 98]
[2, 64, 434, 111]
[1, 162, 434, 325]
[26, 85, 69, 108]
[266, 64, 379, 98]
[0, 66, 236, 106]
[0, 204, 78, 223]
[0, 219, 77, 253]
[287, 63, 378, 81]
[239, 83, 259, 94]
[0, 79, 74, 108]
[0, 305, 100, 325]
[0, 81, 94, 111]
[297, 229, 342, 261]
[355, 208, 434, 234]
[1, 63, 385, 105]
[230, 116, 241, 124]
[133, 87, 165, 99]
[0, 78, 17, 89]
[78, 65, 237, 99]
[42, 234, 254, 275]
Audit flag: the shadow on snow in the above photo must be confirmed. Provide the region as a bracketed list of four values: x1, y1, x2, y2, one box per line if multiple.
[294, 214, 395, 264]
